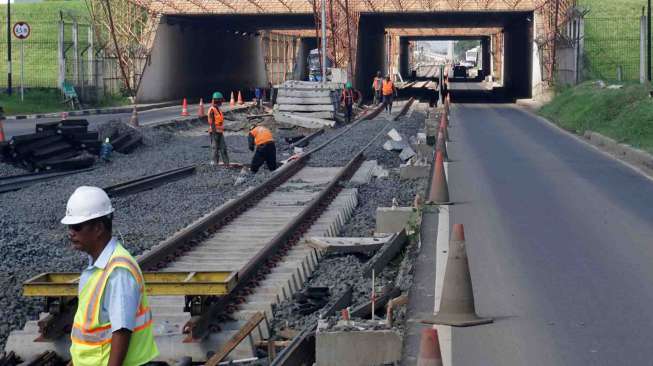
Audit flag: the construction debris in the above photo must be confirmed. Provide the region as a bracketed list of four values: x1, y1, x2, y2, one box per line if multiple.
[1, 119, 100, 171]
[273, 81, 338, 129]
[306, 236, 392, 255]
[97, 120, 144, 154]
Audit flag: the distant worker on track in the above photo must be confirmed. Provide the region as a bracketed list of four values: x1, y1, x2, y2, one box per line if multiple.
[382, 75, 397, 116]
[62, 186, 158, 366]
[372, 71, 383, 106]
[341, 82, 360, 124]
[248, 124, 277, 174]
[207, 92, 230, 166]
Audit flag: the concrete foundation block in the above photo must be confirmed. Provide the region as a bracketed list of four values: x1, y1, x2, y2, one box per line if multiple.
[316, 330, 402, 366]
[400, 164, 430, 179]
[415, 143, 434, 158]
[376, 206, 413, 234]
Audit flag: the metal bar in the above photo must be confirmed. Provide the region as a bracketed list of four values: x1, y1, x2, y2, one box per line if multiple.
[319, 285, 352, 317]
[103, 165, 197, 197]
[23, 271, 237, 297]
[204, 312, 265, 365]
[0, 168, 95, 194]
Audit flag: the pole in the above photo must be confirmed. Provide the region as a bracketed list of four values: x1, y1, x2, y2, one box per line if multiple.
[371, 269, 375, 320]
[7, 0, 12, 95]
[646, 0, 651, 83]
[320, 0, 327, 81]
[641, 12, 647, 84]
[20, 39, 23, 102]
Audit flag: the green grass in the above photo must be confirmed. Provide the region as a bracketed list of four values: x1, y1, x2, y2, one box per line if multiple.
[539, 81, 653, 153]
[0, 1, 90, 88]
[0, 88, 130, 115]
[577, 0, 649, 81]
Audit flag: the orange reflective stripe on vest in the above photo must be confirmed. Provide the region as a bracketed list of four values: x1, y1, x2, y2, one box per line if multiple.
[382, 80, 394, 96]
[208, 106, 224, 133]
[251, 126, 274, 146]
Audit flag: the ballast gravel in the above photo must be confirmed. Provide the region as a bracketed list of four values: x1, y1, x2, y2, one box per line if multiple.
[0, 120, 289, 349]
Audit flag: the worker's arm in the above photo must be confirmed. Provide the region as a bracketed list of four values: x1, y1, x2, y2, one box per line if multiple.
[248, 133, 255, 152]
[108, 329, 132, 366]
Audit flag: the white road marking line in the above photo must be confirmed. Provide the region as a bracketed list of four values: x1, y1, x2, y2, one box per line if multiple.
[434, 160, 453, 366]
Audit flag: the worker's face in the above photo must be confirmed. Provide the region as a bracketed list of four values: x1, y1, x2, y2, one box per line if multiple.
[67, 220, 101, 253]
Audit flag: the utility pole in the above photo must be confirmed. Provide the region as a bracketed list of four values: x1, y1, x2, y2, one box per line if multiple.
[646, 0, 651, 83]
[320, 0, 327, 81]
[7, 0, 12, 95]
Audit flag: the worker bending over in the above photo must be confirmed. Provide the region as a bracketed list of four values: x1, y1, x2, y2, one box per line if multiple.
[63, 186, 158, 366]
[248, 124, 277, 173]
[207, 92, 229, 166]
[382, 76, 397, 116]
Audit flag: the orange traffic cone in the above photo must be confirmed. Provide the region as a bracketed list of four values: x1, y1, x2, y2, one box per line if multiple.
[198, 98, 205, 117]
[423, 224, 493, 327]
[417, 327, 443, 366]
[230, 92, 236, 107]
[0, 121, 5, 142]
[181, 98, 189, 116]
[237, 91, 244, 105]
[452, 223, 465, 241]
[436, 131, 448, 162]
[427, 151, 451, 205]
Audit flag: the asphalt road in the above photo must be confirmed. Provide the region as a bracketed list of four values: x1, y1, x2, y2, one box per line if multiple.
[2, 103, 206, 139]
[447, 104, 653, 365]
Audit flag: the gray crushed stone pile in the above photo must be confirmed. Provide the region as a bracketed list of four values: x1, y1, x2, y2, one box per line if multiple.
[0, 120, 289, 349]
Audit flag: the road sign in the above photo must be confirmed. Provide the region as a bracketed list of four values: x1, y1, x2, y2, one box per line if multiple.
[12, 22, 30, 40]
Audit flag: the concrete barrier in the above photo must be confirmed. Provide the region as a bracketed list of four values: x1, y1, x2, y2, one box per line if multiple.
[316, 330, 402, 366]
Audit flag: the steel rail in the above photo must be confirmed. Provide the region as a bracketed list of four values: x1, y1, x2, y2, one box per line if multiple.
[103, 164, 198, 197]
[27, 102, 390, 343]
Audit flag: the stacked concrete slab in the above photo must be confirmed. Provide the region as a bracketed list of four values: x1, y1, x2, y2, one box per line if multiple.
[273, 81, 338, 129]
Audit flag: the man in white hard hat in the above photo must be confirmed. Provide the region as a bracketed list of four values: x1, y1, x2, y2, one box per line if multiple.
[62, 186, 158, 366]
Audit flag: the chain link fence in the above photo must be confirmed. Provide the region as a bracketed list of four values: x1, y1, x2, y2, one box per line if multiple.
[0, 14, 126, 102]
[583, 15, 643, 82]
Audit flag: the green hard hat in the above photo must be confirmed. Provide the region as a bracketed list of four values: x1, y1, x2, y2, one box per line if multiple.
[346, 82, 352, 89]
[212, 92, 223, 100]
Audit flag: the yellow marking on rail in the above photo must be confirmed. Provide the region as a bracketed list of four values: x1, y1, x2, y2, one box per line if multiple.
[23, 271, 238, 297]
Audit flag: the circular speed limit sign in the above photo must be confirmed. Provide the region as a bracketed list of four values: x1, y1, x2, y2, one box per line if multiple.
[13, 22, 31, 40]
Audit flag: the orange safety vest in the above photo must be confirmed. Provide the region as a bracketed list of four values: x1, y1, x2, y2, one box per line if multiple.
[250, 126, 274, 146]
[382, 80, 394, 96]
[207, 106, 224, 133]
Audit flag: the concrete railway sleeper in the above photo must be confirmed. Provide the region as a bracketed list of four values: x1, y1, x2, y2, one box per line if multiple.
[5, 99, 415, 364]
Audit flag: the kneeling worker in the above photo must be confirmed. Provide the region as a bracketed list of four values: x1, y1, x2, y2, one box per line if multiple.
[62, 186, 158, 366]
[208, 92, 229, 166]
[248, 124, 277, 173]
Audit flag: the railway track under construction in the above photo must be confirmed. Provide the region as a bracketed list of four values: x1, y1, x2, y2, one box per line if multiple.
[3, 98, 415, 365]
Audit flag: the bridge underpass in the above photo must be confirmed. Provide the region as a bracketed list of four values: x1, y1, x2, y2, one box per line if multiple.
[136, 10, 536, 103]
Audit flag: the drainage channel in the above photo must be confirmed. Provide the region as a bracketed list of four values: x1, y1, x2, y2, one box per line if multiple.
[4, 100, 415, 365]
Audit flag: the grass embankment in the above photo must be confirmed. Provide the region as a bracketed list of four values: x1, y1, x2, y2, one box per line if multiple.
[539, 82, 653, 154]
[0, 89, 129, 115]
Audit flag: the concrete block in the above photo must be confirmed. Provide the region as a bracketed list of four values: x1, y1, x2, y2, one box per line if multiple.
[400, 164, 430, 179]
[316, 330, 402, 366]
[415, 143, 434, 158]
[376, 206, 413, 234]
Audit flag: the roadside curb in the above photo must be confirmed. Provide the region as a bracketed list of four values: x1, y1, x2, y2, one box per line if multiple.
[3, 101, 179, 121]
[513, 104, 653, 182]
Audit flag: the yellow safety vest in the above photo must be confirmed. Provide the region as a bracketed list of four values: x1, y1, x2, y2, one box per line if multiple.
[70, 243, 158, 366]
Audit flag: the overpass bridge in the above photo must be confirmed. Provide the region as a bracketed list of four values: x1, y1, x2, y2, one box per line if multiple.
[90, 0, 576, 102]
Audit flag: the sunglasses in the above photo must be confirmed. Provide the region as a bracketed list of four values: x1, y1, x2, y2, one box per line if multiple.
[68, 223, 86, 232]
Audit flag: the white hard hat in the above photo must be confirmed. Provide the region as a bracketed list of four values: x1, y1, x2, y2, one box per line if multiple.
[61, 186, 114, 225]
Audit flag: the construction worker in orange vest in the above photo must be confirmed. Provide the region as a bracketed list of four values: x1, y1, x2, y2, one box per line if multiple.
[340, 82, 360, 124]
[382, 75, 397, 116]
[207, 92, 230, 166]
[248, 124, 277, 173]
[372, 71, 383, 106]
